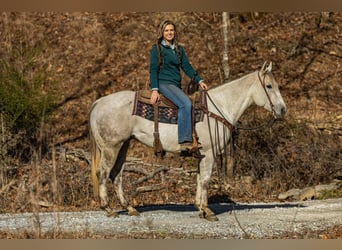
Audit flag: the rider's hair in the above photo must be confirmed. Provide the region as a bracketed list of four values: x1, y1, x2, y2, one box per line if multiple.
[156, 20, 182, 69]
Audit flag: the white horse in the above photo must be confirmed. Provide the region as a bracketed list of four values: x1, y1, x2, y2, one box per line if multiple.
[89, 62, 287, 221]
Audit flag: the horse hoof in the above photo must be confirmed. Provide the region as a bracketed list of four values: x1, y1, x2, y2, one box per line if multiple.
[101, 206, 119, 217]
[106, 211, 119, 217]
[128, 209, 140, 216]
[127, 206, 140, 216]
[198, 211, 205, 219]
[198, 209, 219, 221]
[205, 214, 219, 222]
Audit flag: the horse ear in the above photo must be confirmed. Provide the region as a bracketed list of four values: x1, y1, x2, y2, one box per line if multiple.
[266, 61, 272, 73]
[261, 61, 272, 74]
[261, 61, 267, 73]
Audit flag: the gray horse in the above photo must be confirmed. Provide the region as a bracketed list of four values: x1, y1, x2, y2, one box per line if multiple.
[89, 62, 287, 221]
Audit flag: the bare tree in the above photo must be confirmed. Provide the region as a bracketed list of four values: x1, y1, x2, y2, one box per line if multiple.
[221, 12, 230, 81]
[220, 12, 236, 183]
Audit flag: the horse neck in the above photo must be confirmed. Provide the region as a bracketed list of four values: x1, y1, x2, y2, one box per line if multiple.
[207, 71, 258, 124]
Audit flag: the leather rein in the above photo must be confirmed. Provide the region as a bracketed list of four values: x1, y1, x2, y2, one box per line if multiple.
[204, 71, 276, 133]
[201, 71, 276, 160]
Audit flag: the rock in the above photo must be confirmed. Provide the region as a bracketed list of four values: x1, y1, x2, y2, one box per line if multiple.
[278, 181, 341, 201]
[299, 187, 316, 201]
[315, 182, 340, 193]
[278, 188, 301, 200]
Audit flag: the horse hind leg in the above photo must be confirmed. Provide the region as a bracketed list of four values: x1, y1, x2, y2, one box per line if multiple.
[113, 165, 140, 216]
[97, 142, 128, 217]
[110, 139, 140, 217]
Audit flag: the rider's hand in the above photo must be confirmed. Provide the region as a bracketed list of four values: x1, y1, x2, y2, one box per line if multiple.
[199, 82, 208, 91]
[150, 90, 160, 104]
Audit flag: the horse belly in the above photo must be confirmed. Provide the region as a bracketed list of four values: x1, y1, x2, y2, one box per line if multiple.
[132, 117, 179, 152]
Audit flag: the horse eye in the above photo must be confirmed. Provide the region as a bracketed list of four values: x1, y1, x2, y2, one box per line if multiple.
[266, 84, 272, 89]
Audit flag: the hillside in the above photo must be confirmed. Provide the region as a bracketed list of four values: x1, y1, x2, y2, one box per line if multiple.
[0, 12, 341, 220]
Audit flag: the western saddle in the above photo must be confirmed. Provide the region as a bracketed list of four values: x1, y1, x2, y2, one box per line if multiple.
[134, 89, 206, 158]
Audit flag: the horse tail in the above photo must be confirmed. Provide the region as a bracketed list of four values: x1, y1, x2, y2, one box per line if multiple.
[89, 101, 100, 198]
[90, 127, 100, 198]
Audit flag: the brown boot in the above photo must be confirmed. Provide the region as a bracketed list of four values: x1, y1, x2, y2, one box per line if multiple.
[179, 142, 193, 151]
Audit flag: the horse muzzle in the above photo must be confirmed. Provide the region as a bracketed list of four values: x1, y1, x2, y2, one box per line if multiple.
[273, 105, 287, 119]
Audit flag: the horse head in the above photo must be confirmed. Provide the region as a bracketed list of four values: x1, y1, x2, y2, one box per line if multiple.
[255, 61, 287, 119]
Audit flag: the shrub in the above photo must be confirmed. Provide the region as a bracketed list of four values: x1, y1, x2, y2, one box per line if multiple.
[0, 36, 57, 163]
[233, 111, 342, 194]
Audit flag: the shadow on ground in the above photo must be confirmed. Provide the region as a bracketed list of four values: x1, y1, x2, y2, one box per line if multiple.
[119, 202, 305, 216]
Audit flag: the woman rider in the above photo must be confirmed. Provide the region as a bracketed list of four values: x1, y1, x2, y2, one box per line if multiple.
[149, 20, 208, 151]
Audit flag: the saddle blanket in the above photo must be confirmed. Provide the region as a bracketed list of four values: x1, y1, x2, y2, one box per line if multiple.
[132, 91, 206, 124]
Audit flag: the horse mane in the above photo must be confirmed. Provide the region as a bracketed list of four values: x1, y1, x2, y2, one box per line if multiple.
[208, 71, 257, 91]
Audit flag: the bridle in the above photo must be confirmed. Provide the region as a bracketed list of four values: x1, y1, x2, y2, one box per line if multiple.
[202, 70, 278, 169]
[257, 71, 276, 118]
[204, 70, 276, 133]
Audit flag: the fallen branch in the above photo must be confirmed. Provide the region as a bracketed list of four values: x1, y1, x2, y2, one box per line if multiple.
[124, 165, 149, 176]
[136, 184, 164, 193]
[0, 179, 16, 195]
[64, 148, 91, 164]
[134, 166, 169, 185]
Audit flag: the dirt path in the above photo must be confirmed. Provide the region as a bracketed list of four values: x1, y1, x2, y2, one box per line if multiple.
[1, 198, 341, 238]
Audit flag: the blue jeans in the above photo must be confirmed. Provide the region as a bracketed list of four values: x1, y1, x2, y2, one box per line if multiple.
[159, 83, 192, 143]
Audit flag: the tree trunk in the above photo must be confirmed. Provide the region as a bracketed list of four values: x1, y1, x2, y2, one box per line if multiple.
[221, 12, 230, 81]
[221, 12, 235, 183]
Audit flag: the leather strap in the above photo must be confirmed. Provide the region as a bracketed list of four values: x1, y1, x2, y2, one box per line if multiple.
[191, 93, 199, 150]
[153, 102, 164, 156]
[208, 111, 234, 132]
[154, 102, 159, 134]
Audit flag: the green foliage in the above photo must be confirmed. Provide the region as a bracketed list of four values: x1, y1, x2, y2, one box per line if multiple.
[0, 39, 57, 160]
[317, 189, 342, 200]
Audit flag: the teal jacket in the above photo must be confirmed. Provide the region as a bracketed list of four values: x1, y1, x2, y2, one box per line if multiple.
[149, 42, 203, 90]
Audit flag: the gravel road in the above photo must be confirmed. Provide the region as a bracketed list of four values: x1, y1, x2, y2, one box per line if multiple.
[1, 198, 341, 238]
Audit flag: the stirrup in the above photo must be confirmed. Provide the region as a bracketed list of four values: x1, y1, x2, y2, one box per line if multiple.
[180, 148, 205, 159]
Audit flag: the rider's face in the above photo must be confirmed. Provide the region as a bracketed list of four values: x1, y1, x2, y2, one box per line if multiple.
[163, 24, 175, 45]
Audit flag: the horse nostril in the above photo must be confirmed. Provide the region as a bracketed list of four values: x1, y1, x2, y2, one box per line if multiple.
[281, 107, 287, 115]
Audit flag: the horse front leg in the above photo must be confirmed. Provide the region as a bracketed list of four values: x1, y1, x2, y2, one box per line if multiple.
[195, 155, 218, 221]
